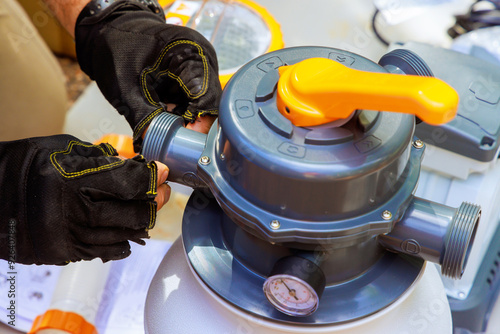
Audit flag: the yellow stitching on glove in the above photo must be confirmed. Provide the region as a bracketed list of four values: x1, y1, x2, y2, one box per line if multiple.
[140, 40, 209, 107]
[146, 162, 157, 196]
[50, 141, 125, 178]
[196, 109, 218, 118]
[103, 143, 118, 156]
[182, 109, 218, 122]
[147, 202, 157, 230]
[134, 107, 163, 139]
[182, 113, 195, 122]
[157, 66, 208, 99]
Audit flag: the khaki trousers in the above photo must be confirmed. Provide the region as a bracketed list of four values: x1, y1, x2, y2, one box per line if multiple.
[0, 0, 67, 141]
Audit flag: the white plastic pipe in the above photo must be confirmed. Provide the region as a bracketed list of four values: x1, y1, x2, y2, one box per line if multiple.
[49, 259, 111, 323]
[31, 259, 111, 334]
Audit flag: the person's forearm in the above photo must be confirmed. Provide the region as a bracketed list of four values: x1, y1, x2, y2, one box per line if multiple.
[42, 0, 90, 37]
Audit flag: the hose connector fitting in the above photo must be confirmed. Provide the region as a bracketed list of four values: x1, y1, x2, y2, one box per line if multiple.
[378, 197, 480, 279]
[141, 112, 208, 188]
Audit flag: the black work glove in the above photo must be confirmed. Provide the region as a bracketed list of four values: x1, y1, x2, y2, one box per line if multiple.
[75, 1, 222, 151]
[0, 135, 161, 265]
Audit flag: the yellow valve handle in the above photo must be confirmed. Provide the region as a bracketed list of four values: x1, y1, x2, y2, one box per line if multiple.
[276, 57, 459, 127]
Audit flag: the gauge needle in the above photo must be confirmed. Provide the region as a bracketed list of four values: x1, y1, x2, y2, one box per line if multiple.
[280, 279, 299, 300]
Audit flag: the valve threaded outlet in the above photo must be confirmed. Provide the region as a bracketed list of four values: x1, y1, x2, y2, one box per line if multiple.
[142, 112, 184, 162]
[141, 112, 208, 187]
[441, 202, 481, 279]
[379, 49, 434, 77]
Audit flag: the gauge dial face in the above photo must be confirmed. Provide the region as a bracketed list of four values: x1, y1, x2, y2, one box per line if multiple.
[263, 274, 319, 317]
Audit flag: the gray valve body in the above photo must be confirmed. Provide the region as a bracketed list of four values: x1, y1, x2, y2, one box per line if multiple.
[209, 47, 417, 246]
[142, 46, 480, 324]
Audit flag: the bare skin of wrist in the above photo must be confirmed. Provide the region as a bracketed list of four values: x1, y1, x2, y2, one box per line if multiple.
[42, 0, 90, 37]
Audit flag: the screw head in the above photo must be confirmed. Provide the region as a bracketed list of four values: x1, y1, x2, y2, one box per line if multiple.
[381, 210, 393, 220]
[200, 156, 211, 165]
[220, 153, 225, 161]
[413, 140, 424, 149]
[270, 220, 281, 230]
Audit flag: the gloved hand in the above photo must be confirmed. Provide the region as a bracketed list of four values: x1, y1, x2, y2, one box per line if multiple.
[75, 0, 222, 151]
[0, 135, 170, 265]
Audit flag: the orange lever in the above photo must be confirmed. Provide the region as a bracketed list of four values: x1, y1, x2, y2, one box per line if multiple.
[276, 57, 459, 127]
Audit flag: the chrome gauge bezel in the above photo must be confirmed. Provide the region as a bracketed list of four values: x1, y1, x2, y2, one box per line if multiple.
[263, 274, 319, 317]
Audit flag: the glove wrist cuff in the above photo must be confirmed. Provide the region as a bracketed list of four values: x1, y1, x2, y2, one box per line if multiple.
[78, 0, 164, 23]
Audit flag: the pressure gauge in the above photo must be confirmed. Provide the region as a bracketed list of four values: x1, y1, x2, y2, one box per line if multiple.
[263, 274, 319, 316]
[263, 256, 326, 317]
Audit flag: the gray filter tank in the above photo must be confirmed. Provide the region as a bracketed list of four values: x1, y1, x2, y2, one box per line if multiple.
[142, 46, 481, 325]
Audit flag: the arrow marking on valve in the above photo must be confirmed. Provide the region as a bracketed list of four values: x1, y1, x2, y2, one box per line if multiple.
[257, 57, 284, 73]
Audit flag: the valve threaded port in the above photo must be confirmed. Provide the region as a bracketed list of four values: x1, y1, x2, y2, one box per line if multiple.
[441, 202, 481, 279]
[142, 112, 183, 161]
